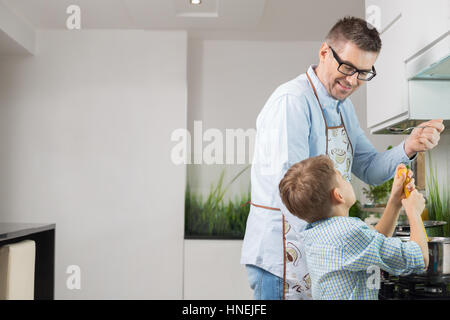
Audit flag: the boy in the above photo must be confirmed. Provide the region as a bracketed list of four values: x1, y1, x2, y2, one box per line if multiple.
[279, 155, 429, 300]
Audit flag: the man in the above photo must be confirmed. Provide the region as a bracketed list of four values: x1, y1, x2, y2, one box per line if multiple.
[241, 16, 444, 300]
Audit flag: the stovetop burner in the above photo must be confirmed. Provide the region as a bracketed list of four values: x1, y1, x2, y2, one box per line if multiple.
[380, 271, 450, 300]
[398, 273, 450, 284]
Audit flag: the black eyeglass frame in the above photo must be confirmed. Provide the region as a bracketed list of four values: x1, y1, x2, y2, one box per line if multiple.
[329, 46, 377, 81]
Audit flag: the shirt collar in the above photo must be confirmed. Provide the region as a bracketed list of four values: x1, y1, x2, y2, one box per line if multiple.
[306, 65, 346, 111]
[305, 218, 328, 230]
[306, 216, 354, 230]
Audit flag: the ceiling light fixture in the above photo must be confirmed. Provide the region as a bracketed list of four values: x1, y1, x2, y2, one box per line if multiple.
[190, 0, 202, 5]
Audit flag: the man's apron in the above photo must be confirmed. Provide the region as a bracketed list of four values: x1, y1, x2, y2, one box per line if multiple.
[247, 71, 354, 300]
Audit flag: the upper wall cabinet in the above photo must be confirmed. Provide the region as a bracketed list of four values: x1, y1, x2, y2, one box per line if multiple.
[365, 0, 450, 133]
[366, 14, 408, 129]
[403, 0, 450, 62]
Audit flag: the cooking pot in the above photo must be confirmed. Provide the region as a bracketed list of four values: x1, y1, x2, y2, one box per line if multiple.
[398, 236, 450, 275]
[395, 220, 447, 237]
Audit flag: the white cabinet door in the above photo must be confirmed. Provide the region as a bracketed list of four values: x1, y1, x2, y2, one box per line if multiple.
[365, 0, 449, 131]
[403, 0, 450, 62]
[366, 16, 409, 129]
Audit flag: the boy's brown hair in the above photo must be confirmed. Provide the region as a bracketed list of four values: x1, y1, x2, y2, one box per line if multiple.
[279, 155, 338, 223]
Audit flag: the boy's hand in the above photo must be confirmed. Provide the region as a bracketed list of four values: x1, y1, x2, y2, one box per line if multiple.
[390, 164, 415, 207]
[401, 189, 426, 218]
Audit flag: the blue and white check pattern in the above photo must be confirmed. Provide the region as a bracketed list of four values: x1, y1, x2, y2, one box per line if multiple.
[300, 216, 425, 300]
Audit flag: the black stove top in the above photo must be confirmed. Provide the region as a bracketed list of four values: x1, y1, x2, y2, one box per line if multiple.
[379, 271, 450, 300]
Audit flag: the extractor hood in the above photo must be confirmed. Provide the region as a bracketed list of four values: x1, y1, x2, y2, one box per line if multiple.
[372, 32, 450, 134]
[413, 54, 450, 80]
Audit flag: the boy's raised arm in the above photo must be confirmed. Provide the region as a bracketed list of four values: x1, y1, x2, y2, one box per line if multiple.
[375, 164, 414, 237]
[402, 190, 429, 269]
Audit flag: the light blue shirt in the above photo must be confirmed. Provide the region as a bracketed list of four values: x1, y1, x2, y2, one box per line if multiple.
[286, 65, 414, 184]
[241, 65, 415, 279]
[301, 217, 425, 300]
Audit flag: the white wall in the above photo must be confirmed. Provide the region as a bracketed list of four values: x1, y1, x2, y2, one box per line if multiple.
[0, 30, 187, 299]
[184, 240, 253, 299]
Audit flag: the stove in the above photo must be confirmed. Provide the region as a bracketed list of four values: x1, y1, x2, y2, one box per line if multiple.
[379, 270, 450, 300]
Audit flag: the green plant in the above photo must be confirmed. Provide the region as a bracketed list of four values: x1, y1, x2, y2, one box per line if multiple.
[349, 200, 363, 219]
[185, 165, 251, 238]
[362, 145, 396, 205]
[426, 152, 450, 236]
[362, 180, 393, 205]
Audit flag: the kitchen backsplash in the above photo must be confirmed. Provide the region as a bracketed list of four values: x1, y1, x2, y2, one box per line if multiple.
[426, 133, 450, 196]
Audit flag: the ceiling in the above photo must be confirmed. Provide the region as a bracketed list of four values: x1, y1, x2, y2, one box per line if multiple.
[2, 0, 365, 41]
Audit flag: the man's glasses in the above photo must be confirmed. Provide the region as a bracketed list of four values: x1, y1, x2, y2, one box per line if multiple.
[329, 46, 377, 81]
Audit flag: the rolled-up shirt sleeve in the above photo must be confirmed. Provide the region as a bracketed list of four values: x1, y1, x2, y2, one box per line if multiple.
[342, 223, 425, 276]
[347, 103, 417, 186]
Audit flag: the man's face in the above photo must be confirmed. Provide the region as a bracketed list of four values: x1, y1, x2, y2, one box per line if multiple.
[319, 41, 378, 101]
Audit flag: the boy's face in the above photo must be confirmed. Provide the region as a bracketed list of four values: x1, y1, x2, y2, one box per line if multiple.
[334, 169, 356, 210]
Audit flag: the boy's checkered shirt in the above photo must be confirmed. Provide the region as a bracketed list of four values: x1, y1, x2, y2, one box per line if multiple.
[300, 216, 425, 300]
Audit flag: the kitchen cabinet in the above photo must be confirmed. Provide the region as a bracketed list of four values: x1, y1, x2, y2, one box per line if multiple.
[403, 0, 450, 62]
[365, 0, 450, 132]
[0, 223, 55, 300]
[366, 14, 408, 129]
[366, 0, 449, 61]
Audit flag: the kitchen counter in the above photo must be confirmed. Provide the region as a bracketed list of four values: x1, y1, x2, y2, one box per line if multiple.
[0, 222, 55, 241]
[0, 222, 55, 300]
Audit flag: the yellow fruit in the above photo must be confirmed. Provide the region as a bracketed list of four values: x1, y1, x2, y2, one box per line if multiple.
[398, 167, 429, 242]
[397, 167, 410, 198]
